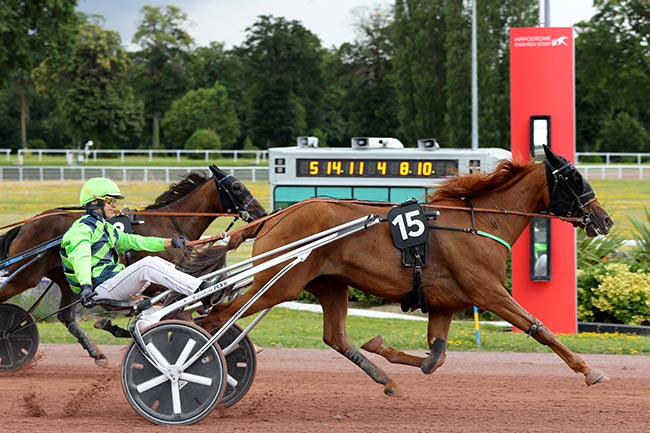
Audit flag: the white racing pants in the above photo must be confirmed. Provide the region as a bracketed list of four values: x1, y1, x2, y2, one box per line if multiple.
[94, 256, 201, 301]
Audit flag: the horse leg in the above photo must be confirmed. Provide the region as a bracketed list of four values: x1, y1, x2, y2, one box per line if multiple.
[361, 311, 453, 375]
[479, 286, 608, 386]
[309, 278, 402, 396]
[55, 281, 107, 367]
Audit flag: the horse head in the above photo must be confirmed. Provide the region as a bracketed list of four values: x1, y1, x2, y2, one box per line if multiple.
[209, 165, 268, 222]
[542, 145, 613, 236]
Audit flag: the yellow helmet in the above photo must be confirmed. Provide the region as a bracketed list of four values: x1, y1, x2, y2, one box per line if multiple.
[79, 177, 125, 207]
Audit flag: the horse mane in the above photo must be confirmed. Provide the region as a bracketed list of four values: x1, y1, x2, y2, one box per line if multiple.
[177, 243, 228, 277]
[145, 172, 210, 209]
[0, 226, 21, 260]
[428, 158, 534, 202]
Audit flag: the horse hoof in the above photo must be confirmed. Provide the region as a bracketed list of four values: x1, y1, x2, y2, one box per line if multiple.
[383, 381, 403, 397]
[94, 355, 109, 368]
[93, 318, 110, 329]
[361, 335, 383, 353]
[585, 368, 609, 386]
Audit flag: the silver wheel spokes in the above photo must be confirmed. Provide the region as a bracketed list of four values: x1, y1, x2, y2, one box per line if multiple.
[135, 338, 213, 414]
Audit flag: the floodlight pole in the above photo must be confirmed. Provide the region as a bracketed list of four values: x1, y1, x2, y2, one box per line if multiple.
[471, 0, 478, 150]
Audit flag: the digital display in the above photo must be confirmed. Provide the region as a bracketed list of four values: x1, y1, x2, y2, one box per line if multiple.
[296, 158, 458, 178]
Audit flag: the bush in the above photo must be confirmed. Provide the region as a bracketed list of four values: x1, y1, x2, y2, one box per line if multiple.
[577, 229, 626, 268]
[295, 287, 386, 305]
[27, 139, 47, 149]
[185, 129, 221, 160]
[629, 209, 650, 262]
[578, 262, 650, 325]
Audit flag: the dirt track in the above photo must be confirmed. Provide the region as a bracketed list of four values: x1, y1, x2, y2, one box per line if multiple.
[1, 344, 649, 433]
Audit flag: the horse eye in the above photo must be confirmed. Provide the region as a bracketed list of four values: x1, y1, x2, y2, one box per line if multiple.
[231, 181, 244, 194]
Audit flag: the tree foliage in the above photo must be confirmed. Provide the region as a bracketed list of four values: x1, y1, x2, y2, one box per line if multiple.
[32, 21, 143, 148]
[0, 0, 79, 148]
[241, 15, 325, 148]
[185, 128, 221, 155]
[161, 82, 240, 149]
[392, 0, 447, 146]
[575, 0, 650, 152]
[131, 5, 194, 148]
[337, 6, 399, 143]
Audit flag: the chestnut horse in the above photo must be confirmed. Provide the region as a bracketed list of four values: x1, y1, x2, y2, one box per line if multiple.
[196, 145, 613, 396]
[0, 165, 267, 367]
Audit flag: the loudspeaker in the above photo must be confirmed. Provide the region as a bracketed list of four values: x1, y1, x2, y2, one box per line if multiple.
[297, 136, 319, 147]
[417, 138, 439, 150]
[351, 137, 404, 149]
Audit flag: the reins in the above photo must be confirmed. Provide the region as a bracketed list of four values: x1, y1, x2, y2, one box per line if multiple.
[271, 197, 587, 223]
[122, 210, 238, 218]
[183, 195, 590, 251]
[0, 210, 241, 232]
[0, 211, 79, 231]
[421, 203, 585, 223]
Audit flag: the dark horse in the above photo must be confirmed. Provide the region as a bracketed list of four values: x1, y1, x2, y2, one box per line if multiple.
[193, 146, 613, 396]
[0, 165, 267, 367]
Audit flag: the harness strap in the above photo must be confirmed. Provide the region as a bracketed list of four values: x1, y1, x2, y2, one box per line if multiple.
[476, 230, 512, 252]
[165, 205, 187, 237]
[459, 197, 512, 252]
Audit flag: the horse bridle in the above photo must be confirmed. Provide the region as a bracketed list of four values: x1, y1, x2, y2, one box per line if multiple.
[544, 159, 597, 227]
[211, 169, 257, 222]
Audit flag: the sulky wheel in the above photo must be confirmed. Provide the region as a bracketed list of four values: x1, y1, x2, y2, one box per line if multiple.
[193, 317, 257, 408]
[0, 303, 39, 371]
[216, 323, 257, 408]
[121, 320, 227, 426]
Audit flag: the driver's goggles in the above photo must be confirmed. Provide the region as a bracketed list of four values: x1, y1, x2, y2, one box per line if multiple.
[103, 197, 118, 206]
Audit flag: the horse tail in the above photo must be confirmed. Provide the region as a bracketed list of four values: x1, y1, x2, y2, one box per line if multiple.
[0, 226, 21, 261]
[177, 244, 228, 277]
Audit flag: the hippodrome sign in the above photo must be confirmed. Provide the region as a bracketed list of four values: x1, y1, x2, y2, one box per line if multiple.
[510, 26, 577, 334]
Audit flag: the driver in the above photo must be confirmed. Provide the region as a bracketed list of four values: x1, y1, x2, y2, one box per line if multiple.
[60, 177, 204, 308]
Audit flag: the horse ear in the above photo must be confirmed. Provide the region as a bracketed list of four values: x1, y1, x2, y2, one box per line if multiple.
[209, 165, 224, 178]
[542, 144, 557, 162]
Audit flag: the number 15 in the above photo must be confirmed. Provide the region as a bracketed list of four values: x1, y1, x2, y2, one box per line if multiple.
[391, 210, 425, 241]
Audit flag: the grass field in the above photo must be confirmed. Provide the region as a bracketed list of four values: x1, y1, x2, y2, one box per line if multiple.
[32, 307, 650, 354]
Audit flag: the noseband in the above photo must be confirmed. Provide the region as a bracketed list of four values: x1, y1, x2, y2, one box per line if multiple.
[544, 159, 596, 226]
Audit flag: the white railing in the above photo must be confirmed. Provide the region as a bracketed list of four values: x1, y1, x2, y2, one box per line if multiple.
[2, 149, 649, 165]
[0, 166, 270, 183]
[576, 152, 650, 164]
[0, 165, 646, 182]
[13, 148, 268, 164]
[576, 165, 649, 180]
[0, 148, 11, 161]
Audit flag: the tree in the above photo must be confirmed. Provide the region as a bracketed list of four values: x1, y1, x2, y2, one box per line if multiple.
[575, 0, 650, 152]
[393, 0, 537, 148]
[475, 0, 538, 148]
[161, 82, 240, 149]
[392, 0, 447, 146]
[0, 0, 79, 149]
[599, 111, 649, 153]
[241, 15, 325, 148]
[32, 21, 144, 147]
[192, 43, 250, 147]
[443, 0, 472, 148]
[131, 5, 194, 149]
[336, 6, 399, 144]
